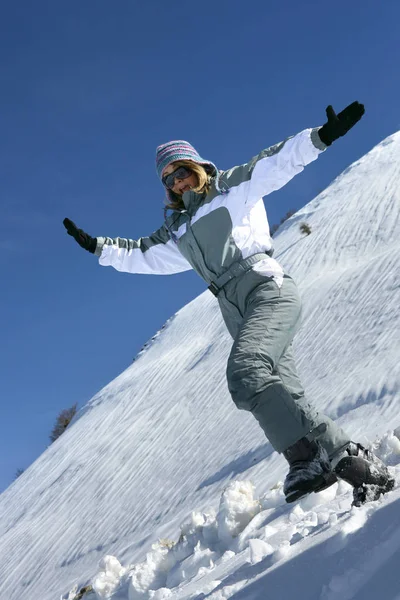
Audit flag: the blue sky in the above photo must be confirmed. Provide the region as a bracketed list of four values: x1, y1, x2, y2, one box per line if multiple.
[1, 0, 399, 492]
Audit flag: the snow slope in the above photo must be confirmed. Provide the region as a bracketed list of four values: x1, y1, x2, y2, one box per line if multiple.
[1, 132, 400, 600]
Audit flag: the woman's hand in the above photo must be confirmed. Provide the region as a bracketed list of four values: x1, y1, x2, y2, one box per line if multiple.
[318, 101, 365, 146]
[63, 218, 97, 254]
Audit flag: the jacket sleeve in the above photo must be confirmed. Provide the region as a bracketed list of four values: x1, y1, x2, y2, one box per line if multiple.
[218, 127, 327, 207]
[94, 224, 193, 275]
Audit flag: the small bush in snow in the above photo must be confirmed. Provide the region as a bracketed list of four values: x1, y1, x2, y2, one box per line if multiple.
[72, 585, 93, 600]
[50, 403, 77, 443]
[159, 538, 175, 549]
[300, 222, 312, 236]
[15, 468, 24, 479]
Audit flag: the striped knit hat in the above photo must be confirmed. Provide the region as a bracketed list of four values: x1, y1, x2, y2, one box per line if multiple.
[156, 140, 217, 183]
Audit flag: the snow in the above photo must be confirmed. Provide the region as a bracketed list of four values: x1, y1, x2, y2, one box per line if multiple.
[1, 132, 400, 600]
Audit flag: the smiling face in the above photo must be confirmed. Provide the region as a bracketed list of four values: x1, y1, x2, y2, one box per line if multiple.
[162, 162, 199, 196]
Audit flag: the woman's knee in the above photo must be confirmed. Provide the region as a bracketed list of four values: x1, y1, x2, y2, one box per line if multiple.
[226, 350, 274, 408]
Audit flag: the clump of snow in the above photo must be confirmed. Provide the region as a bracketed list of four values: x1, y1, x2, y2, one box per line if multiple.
[179, 509, 219, 549]
[93, 556, 126, 598]
[371, 429, 400, 467]
[317, 511, 331, 525]
[128, 540, 184, 599]
[217, 480, 261, 547]
[248, 538, 274, 564]
[166, 541, 218, 588]
[263, 524, 278, 539]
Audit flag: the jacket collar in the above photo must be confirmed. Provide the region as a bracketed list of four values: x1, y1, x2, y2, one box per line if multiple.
[182, 188, 206, 212]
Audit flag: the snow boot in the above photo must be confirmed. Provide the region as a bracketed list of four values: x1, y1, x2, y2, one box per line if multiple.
[283, 437, 333, 503]
[334, 442, 395, 506]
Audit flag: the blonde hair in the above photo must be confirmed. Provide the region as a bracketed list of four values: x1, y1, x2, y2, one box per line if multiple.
[164, 160, 212, 210]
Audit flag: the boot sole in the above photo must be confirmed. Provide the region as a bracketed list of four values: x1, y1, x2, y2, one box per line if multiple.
[285, 473, 332, 503]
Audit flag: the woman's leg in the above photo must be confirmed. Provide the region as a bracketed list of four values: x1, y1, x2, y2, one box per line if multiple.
[275, 344, 350, 460]
[227, 275, 349, 456]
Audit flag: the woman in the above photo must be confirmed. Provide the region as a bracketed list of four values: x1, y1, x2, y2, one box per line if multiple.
[64, 102, 394, 505]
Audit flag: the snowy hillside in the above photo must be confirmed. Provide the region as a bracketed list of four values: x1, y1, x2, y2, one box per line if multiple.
[1, 132, 400, 600]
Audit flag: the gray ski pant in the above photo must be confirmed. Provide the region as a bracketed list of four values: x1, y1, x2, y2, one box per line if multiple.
[226, 273, 350, 458]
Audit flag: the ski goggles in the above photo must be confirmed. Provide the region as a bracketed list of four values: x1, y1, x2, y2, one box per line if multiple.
[162, 166, 192, 189]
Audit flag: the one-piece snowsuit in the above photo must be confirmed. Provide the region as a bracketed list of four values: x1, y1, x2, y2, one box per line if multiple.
[94, 127, 350, 459]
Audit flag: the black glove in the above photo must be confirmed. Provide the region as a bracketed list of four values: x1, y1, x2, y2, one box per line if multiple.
[318, 101, 365, 146]
[63, 218, 97, 254]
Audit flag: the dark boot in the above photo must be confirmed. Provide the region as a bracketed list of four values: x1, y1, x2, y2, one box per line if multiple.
[334, 442, 395, 506]
[283, 437, 333, 503]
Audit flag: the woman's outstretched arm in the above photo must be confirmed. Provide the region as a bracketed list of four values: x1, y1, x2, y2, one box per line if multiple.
[218, 102, 365, 207]
[63, 218, 192, 275]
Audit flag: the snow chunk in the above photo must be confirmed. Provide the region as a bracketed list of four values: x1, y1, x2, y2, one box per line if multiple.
[263, 524, 278, 539]
[329, 513, 338, 527]
[166, 540, 218, 588]
[179, 509, 219, 549]
[217, 481, 261, 547]
[318, 511, 331, 525]
[289, 503, 304, 521]
[128, 541, 176, 599]
[249, 538, 274, 565]
[372, 429, 400, 466]
[92, 555, 126, 599]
